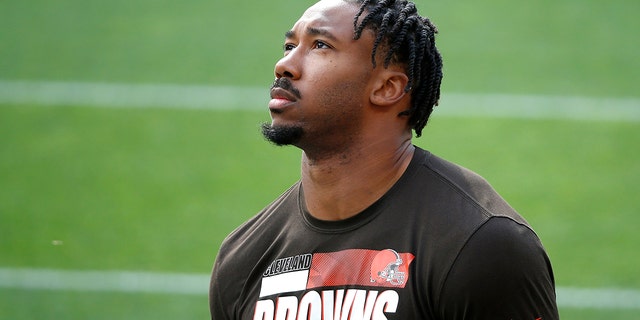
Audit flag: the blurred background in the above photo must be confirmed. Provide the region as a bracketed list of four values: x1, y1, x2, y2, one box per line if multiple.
[1, 0, 638, 319]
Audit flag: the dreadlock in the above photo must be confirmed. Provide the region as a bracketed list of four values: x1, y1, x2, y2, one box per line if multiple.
[350, 0, 443, 137]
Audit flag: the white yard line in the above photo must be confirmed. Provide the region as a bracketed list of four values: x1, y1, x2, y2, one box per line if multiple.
[1, 80, 639, 122]
[0, 80, 264, 110]
[0, 267, 209, 295]
[1, 267, 639, 309]
[557, 286, 640, 310]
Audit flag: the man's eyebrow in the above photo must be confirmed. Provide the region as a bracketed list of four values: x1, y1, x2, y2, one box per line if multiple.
[284, 27, 338, 41]
[306, 27, 338, 41]
[284, 30, 295, 39]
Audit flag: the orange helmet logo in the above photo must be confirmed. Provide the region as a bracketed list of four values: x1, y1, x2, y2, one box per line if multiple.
[370, 249, 406, 286]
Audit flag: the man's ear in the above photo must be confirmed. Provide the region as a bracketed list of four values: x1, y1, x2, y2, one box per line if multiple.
[370, 71, 409, 107]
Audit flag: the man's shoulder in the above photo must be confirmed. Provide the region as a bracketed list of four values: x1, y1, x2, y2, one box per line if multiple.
[416, 148, 497, 199]
[218, 182, 301, 256]
[413, 147, 528, 225]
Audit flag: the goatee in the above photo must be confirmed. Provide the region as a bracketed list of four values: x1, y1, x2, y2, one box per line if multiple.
[261, 122, 304, 146]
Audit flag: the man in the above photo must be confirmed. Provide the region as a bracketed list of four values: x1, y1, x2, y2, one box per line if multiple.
[210, 0, 559, 318]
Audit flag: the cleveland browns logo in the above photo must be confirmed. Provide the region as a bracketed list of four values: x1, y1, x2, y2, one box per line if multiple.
[370, 249, 406, 286]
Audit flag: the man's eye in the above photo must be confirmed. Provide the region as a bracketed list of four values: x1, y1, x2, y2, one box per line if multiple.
[315, 41, 330, 49]
[284, 43, 296, 51]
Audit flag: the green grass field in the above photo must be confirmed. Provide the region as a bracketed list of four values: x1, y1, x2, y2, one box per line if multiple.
[1, 0, 639, 319]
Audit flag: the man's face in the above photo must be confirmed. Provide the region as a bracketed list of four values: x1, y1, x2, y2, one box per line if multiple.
[263, 0, 377, 154]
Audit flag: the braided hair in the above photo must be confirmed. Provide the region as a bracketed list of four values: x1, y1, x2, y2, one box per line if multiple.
[350, 0, 443, 137]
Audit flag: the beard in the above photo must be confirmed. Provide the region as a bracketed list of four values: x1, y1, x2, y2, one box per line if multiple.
[261, 122, 304, 146]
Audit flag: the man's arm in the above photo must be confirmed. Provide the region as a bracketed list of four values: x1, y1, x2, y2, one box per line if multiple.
[438, 217, 559, 319]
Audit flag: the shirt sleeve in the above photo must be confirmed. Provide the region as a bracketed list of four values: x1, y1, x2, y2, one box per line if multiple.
[437, 217, 559, 320]
[210, 254, 232, 320]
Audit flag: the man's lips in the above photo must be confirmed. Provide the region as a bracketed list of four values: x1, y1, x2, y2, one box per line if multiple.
[270, 87, 298, 101]
[269, 88, 298, 111]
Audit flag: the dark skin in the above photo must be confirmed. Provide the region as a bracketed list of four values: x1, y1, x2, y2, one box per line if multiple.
[269, 0, 415, 221]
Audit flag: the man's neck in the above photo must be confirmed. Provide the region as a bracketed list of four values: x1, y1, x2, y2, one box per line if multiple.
[300, 138, 415, 221]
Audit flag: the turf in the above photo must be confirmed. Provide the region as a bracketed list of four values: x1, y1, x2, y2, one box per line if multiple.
[1, 0, 638, 318]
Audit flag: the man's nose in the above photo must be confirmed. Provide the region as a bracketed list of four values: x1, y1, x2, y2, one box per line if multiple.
[274, 50, 301, 80]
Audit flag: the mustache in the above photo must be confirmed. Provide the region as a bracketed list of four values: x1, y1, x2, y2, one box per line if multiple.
[271, 78, 302, 99]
